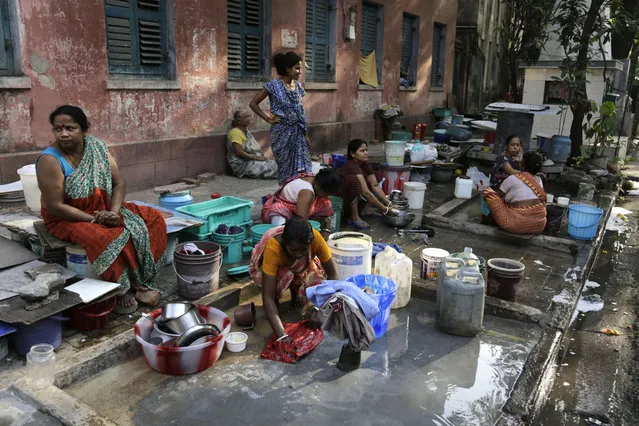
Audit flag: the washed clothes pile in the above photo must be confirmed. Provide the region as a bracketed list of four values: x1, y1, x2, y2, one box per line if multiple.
[306, 281, 378, 351]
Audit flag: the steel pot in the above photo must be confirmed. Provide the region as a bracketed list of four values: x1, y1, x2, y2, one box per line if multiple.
[173, 324, 221, 347]
[383, 211, 416, 228]
[157, 307, 206, 335]
[160, 302, 195, 321]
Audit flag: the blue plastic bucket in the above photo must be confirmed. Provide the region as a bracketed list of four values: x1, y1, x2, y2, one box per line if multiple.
[159, 190, 194, 210]
[250, 224, 276, 245]
[211, 229, 247, 264]
[10, 315, 66, 356]
[433, 129, 449, 144]
[548, 136, 571, 163]
[346, 274, 398, 338]
[567, 204, 603, 240]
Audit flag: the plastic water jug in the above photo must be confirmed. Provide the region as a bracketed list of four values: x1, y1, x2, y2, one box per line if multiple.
[389, 253, 412, 309]
[436, 257, 466, 311]
[454, 247, 480, 273]
[454, 176, 473, 199]
[373, 246, 398, 278]
[437, 270, 485, 337]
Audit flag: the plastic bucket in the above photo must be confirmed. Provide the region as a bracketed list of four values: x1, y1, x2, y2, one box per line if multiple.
[451, 115, 464, 125]
[384, 141, 406, 166]
[65, 245, 97, 279]
[346, 274, 397, 338]
[486, 258, 525, 301]
[420, 248, 449, 279]
[10, 315, 66, 356]
[17, 164, 41, 212]
[433, 129, 449, 144]
[567, 204, 603, 240]
[403, 182, 426, 209]
[173, 241, 223, 299]
[327, 232, 373, 280]
[331, 154, 348, 169]
[250, 224, 276, 246]
[211, 229, 247, 265]
[329, 196, 343, 232]
[545, 205, 565, 233]
[380, 165, 411, 195]
[308, 220, 321, 231]
[72, 297, 116, 331]
[159, 191, 194, 210]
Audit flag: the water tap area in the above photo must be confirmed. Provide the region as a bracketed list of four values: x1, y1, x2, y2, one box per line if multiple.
[0, 388, 62, 425]
[66, 298, 541, 425]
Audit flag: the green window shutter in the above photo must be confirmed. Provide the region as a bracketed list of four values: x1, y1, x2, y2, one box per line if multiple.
[228, 0, 264, 80]
[0, 0, 14, 75]
[360, 4, 377, 56]
[400, 15, 413, 76]
[305, 0, 330, 82]
[432, 23, 446, 87]
[105, 0, 168, 76]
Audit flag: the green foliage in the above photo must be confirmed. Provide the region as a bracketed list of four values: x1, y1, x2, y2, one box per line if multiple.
[583, 101, 618, 158]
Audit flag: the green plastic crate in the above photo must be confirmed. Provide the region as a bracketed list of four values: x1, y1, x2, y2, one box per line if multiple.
[179, 220, 254, 243]
[176, 196, 254, 235]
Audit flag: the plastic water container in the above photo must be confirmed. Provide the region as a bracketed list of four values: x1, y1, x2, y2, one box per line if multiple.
[437, 271, 485, 337]
[385, 140, 406, 166]
[403, 182, 426, 209]
[548, 135, 571, 163]
[17, 164, 41, 212]
[346, 274, 397, 338]
[388, 253, 412, 309]
[437, 257, 466, 310]
[327, 232, 373, 280]
[486, 258, 525, 301]
[328, 196, 343, 232]
[211, 228, 247, 265]
[373, 245, 398, 278]
[567, 204, 603, 240]
[159, 191, 194, 210]
[420, 248, 449, 280]
[454, 176, 473, 199]
[452, 247, 480, 273]
[65, 245, 97, 279]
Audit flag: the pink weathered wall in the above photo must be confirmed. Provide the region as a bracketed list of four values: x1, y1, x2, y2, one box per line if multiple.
[0, 0, 457, 187]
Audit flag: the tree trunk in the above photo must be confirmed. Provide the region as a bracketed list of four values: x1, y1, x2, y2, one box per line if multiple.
[569, 0, 605, 159]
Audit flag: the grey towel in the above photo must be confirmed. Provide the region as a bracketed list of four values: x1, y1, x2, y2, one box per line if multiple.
[320, 293, 376, 351]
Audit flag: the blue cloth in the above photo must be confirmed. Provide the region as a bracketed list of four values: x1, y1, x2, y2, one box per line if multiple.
[306, 280, 380, 321]
[264, 79, 312, 184]
[37, 147, 76, 177]
[372, 243, 402, 258]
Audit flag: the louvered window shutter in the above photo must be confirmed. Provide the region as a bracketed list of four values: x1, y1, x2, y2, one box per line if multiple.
[305, 0, 330, 82]
[0, 0, 15, 75]
[360, 4, 377, 56]
[400, 16, 412, 76]
[228, 0, 263, 80]
[105, 0, 168, 76]
[432, 23, 446, 87]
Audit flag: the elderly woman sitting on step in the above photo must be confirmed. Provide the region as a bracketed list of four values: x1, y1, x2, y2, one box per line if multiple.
[36, 105, 167, 314]
[483, 151, 547, 235]
[249, 216, 338, 344]
[337, 139, 398, 230]
[261, 168, 340, 232]
[227, 107, 278, 179]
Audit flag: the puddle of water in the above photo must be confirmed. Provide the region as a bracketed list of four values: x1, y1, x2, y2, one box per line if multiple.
[605, 207, 634, 233]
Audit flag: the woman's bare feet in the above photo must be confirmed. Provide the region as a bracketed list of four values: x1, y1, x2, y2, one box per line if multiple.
[134, 287, 160, 306]
[114, 290, 138, 314]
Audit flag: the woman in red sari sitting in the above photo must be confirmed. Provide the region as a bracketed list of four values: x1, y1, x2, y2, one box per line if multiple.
[36, 105, 167, 314]
[483, 151, 547, 235]
[261, 168, 339, 231]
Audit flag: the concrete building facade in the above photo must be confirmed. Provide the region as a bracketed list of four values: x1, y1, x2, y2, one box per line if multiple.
[0, 0, 457, 187]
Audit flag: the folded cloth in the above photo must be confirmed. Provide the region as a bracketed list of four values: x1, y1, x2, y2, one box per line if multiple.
[320, 293, 375, 351]
[359, 51, 378, 88]
[306, 280, 379, 321]
[261, 321, 323, 364]
[372, 243, 402, 258]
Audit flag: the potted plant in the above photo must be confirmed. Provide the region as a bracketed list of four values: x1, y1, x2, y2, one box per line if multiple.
[582, 100, 617, 169]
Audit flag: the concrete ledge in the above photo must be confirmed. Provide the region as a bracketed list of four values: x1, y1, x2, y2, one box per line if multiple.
[226, 81, 265, 90]
[12, 382, 116, 426]
[106, 78, 181, 91]
[305, 82, 337, 90]
[0, 76, 32, 89]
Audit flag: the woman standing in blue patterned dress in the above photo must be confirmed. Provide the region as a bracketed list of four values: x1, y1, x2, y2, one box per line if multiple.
[250, 51, 312, 184]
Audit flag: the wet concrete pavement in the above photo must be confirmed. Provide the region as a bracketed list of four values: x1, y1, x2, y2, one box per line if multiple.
[66, 298, 541, 426]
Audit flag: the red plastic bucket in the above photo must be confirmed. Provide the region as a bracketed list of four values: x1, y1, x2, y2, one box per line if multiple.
[72, 297, 116, 331]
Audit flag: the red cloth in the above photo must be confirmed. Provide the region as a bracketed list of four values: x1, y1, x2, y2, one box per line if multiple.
[261, 321, 324, 364]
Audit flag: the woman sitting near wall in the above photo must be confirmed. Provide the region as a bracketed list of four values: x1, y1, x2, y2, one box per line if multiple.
[36, 105, 167, 314]
[483, 151, 547, 235]
[227, 107, 278, 179]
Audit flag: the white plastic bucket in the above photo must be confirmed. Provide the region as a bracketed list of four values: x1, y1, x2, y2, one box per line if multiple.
[311, 162, 321, 174]
[403, 182, 426, 209]
[384, 141, 406, 166]
[420, 248, 449, 280]
[17, 164, 41, 212]
[327, 232, 373, 280]
[65, 245, 97, 279]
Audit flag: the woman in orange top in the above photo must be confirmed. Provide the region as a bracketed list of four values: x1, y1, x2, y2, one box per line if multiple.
[249, 216, 338, 343]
